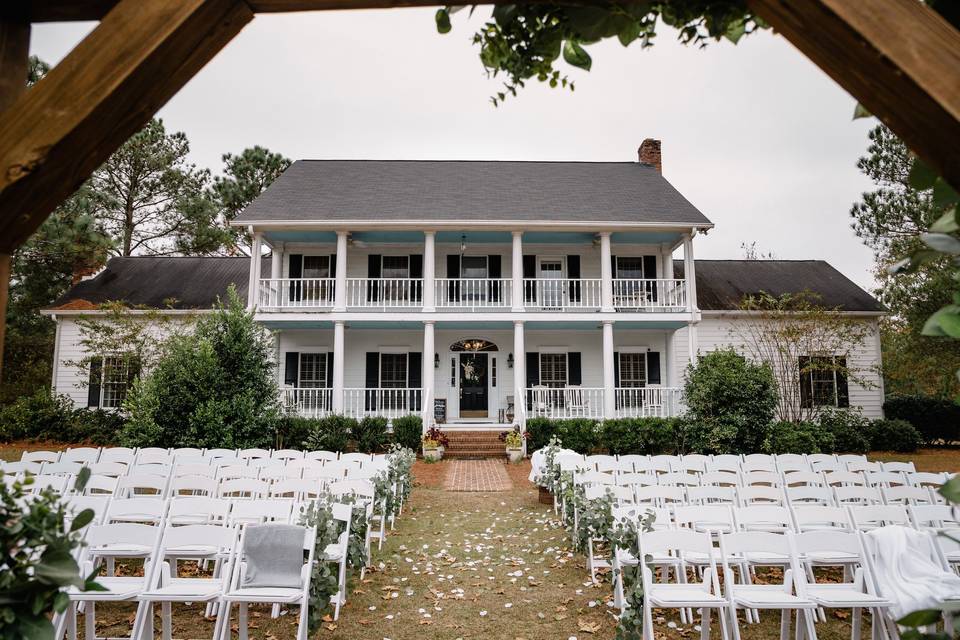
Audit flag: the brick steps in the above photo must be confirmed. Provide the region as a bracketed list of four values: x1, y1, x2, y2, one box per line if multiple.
[442, 429, 507, 459]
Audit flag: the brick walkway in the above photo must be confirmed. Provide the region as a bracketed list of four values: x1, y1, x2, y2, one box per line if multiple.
[443, 459, 514, 492]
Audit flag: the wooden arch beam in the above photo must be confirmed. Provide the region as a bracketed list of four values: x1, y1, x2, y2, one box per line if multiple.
[0, 0, 253, 254]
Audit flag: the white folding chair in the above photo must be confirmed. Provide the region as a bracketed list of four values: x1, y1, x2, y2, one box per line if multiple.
[908, 471, 949, 488]
[702, 471, 741, 487]
[136, 449, 174, 466]
[909, 504, 960, 531]
[616, 472, 658, 488]
[41, 461, 84, 477]
[790, 530, 896, 640]
[304, 450, 338, 462]
[27, 474, 70, 494]
[717, 531, 818, 640]
[639, 529, 732, 640]
[736, 505, 795, 534]
[116, 473, 169, 498]
[99, 447, 136, 465]
[61, 447, 101, 464]
[658, 471, 700, 487]
[63, 495, 111, 527]
[881, 485, 936, 505]
[782, 471, 825, 487]
[674, 504, 735, 536]
[167, 496, 231, 525]
[688, 485, 736, 505]
[136, 523, 239, 640]
[22, 450, 60, 464]
[64, 523, 163, 640]
[228, 498, 294, 526]
[83, 474, 119, 496]
[171, 447, 204, 458]
[635, 485, 686, 506]
[823, 471, 865, 487]
[846, 460, 882, 473]
[170, 475, 218, 497]
[741, 471, 781, 487]
[737, 485, 784, 507]
[2, 460, 41, 475]
[217, 524, 316, 640]
[270, 478, 323, 501]
[87, 461, 127, 477]
[833, 485, 883, 506]
[774, 454, 808, 472]
[618, 455, 650, 473]
[272, 448, 305, 461]
[847, 504, 910, 531]
[786, 485, 834, 506]
[237, 448, 271, 460]
[205, 448, 237, 459]
[218, 478, 269, 499]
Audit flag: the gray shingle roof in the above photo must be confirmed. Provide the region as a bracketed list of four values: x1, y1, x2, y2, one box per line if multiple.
[233, 160, 712, 226]
[48, 257, 881, 314]
[676, 260, 883, 313]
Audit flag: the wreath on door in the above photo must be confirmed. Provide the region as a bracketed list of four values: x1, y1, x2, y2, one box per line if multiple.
[460, 359, 486, 385]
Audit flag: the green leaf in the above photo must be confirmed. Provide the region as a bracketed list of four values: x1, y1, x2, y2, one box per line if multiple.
[69, 508, 95, 532]
[852, 103, 872, 119]
[724, 19, 746, 44]
[939, 476, 960, 503]
[898, 609, 943, 627]
[938, 309, 960, 339]
[435, 8, 451, 34]
[921, 233, 960, 255]
[930, 209, 960, 234]
[617, 20, 641, 46]
[34, 550, 83, 587]
[933, 182, 960, 207]
[562, 40, 592, 71]
[17, 614, 55, 640]
[73, 465, 91, 493]
[53, 591, 70, 614]
[910, 158, 938, 191]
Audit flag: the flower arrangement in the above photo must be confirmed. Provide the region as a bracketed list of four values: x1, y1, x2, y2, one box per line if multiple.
[499, 425, 527, 449]
[422, 426, 449, 449]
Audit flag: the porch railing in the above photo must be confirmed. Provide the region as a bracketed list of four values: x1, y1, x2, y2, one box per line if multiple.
[612, 278, 686, 310]
[522, 278, 602, 310]
[435, 278, 512, 310]
[524, 386, 605, 419]
[259, 278, 335, 308]
[345, 278, 424, 309]
[343, 387, 423, 419]
[281, 387, 334, 418]
[613, 386, 683, 418]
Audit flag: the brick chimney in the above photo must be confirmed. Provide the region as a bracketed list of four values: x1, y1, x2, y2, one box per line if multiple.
[638, 138, 662, 173]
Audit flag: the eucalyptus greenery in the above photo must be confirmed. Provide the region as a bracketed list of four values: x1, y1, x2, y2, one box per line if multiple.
[436, 2, 765, 105]
[0, 468, 104, 640]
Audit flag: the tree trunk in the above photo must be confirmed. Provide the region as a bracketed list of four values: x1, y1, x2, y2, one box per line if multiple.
[0, 20, 30, 384]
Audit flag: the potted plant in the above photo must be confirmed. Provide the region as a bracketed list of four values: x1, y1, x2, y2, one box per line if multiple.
[500, 425, 526, 463]
[422, 426, 449, 461]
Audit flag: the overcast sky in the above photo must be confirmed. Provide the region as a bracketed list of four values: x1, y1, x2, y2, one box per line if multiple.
[30, 8, 878, 290]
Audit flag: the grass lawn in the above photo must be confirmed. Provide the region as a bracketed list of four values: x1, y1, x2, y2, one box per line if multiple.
[2, 446, 957, 639]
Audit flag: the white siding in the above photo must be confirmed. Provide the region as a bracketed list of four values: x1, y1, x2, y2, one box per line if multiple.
[671, 315, 884, 418]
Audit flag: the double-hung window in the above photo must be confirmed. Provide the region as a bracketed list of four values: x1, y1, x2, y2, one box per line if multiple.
[799, 355, 849, 408]
[299, 256, 332, 303]
[380, 353, 408, 410]
[617, 352, 647, 407]
[298, 352, 328, 410]
[539, 353, 568, 389]
[90, 355, 139, 409]
[381, 256, 411, 302]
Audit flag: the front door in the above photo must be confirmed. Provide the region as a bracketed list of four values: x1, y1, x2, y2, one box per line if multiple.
[539, 259, 564, 308]
[459, 353, 489, 418]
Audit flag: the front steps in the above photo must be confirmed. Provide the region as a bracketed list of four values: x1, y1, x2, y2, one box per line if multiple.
[442, 429, 508, 458]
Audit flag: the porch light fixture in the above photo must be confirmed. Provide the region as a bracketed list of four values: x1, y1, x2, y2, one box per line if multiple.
[460, 233, 466, 255]
[507, 353, 514, 368]
[434, 353, 440, 368]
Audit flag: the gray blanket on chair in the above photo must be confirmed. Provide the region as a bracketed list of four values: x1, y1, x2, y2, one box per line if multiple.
[242, 524, 305, 589]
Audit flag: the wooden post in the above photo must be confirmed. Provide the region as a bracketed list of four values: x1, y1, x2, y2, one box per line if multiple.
[0, 19, 30, 383]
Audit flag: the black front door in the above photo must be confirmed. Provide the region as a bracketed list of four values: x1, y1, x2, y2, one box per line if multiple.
[459, 353, 489, 416]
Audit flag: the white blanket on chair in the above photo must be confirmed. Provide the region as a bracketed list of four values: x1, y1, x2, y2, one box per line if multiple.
[866, 525, 960, 619]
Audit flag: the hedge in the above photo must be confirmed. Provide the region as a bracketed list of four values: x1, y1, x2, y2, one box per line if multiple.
[884, 394, 960, 445]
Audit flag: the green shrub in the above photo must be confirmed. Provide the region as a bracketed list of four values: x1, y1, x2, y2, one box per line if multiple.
[555, 418, 601, 454]
[868, 418, 922, 453]
[683, 348, 778, 454]
[884, 394, 960, 445]
[275, 416, 315, 450]
[69, 409, 125, 445]
[304, 415, 356, 452]
[122, 287, 281, 449]
[391, 415, 422, 451]
[817, 407, 871, 454]
[602, 418, 677, 455]
[525, 417, 558, 452]
[353, 416, 389, 453]
[0, 390, 76, 442]
[763, 421, 833, 455]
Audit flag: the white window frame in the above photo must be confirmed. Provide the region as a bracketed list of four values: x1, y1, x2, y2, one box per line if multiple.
[301, 254, 331, 279]
[98, 355, 137, 409]
[297, 351, 328, 389]
[539, 352, 568, 388]
[617, 351, 648, 388]
[615, 255, 650, 279]
[459, 255, 489, 279]
[381, 255, 411, 279]
[802, 354, 844, 407]
[379, 352, 408, 389]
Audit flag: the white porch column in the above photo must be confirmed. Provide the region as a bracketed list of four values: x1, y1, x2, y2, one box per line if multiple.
[423, 231, 436, 312]
[513, 320, 525, 402]
[682, 232, 698, 313]
[602, 320, 616, 418]
[511, 231, 524, 312]
[247, 231, 263, 309]
[687, 323, 699, 366]
[662, 244, 674, 281]
[422, 321, 435, 427]
[270, 243, 282, 279]
[600, 232, 614, 312]
[332, 321, 345, 413]
[334, 231, 348, 311]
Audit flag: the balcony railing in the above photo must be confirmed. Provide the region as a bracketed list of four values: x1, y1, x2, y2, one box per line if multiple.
[260, 278, 335, 308]
[613, 387, 683, 418]
[258, 277, 688, 312]
[281, 387, 334, 418]
[343, 387, 423, 419]
[525, 386, 605, 419]
[435, 278, 512, 310]
[345, 278, 423, 309]
[522, 278, 602, 310]
[612, 278, 686, 310]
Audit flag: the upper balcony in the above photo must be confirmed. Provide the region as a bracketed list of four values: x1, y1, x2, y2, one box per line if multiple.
[257, 276, 688, 312]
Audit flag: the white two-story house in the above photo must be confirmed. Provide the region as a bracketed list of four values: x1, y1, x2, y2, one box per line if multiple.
[44, 141, 886, 429]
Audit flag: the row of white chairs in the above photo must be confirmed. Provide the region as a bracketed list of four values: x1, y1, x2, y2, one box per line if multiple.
[552, 451, 922, 475]
[19, 445, 376, 465]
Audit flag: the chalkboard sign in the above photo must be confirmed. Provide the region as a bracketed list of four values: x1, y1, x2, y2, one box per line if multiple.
[433, 398, 447, 424]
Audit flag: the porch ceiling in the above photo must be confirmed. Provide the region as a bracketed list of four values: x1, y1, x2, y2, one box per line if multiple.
[260, 319, 688, 331]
